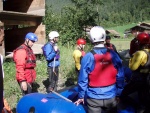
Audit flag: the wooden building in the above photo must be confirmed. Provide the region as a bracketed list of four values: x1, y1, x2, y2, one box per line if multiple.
[106, 30, 120, 38]
[84, 26, 120, 38]
[139, 22, 150, 34]
[124, 22, 150, 36]
[0, 0, 45, 57]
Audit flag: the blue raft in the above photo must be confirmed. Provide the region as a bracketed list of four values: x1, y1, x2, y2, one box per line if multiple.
[16, 86, 136, 113]
[16, 86, 86, 113]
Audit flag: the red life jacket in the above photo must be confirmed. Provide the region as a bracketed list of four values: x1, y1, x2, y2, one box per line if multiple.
[13, 44, 36, 69]
[104, 43, 113, 50]
[13, 44, 36, 83]
[89, 50, 117, 87]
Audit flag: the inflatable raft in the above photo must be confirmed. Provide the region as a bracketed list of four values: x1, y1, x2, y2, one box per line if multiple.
[16, 86, 86, 113]
[16, 86, 137, 113]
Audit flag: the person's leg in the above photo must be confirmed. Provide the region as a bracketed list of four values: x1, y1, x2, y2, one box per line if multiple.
[48, 67, 59, 92]
[19, 82, 32, 96]
[53, 67, 59, 91]
[47, 67, 52, 84]
[47, 67, 54, 91]
[103, 97, 117, 113]
[86, 98, 103, 113]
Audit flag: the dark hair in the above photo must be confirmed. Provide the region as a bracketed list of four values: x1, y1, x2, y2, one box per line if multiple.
[106, 35, 111, 40]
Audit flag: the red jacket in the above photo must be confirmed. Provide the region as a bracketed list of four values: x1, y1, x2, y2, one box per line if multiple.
[13, 44, 36, 83]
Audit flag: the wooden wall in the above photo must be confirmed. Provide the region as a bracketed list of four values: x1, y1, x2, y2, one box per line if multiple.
[4, 25, 45, 53]
[0, 0, 45, 57]
[3, 0, 45, 16]
[0, 1, 3, 11]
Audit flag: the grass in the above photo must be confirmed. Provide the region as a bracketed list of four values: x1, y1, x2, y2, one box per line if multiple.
[3, 39, 131, 112]
[111, 38, 131, 51]
[3, 46, 77, 113]
[106, 23, 137, 37]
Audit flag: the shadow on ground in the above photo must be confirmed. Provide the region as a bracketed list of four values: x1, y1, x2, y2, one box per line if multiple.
[12, 108, 16, 113]
[32, 82, 40, 93]
[65, 77, 76, 86]
[42, 78, 51, 93]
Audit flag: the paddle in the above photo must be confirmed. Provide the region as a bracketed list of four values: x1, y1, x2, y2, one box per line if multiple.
[52, 91, 72, 102]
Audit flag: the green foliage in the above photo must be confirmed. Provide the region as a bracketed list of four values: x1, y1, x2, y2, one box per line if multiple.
[43, 5, 61, 40]
[44, 0, 149, 46]
[43, 0, 104, 46]
[98, 0, 150, 27]
[3, 60, 22, 111]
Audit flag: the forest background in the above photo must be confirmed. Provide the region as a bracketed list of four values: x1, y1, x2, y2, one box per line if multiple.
[3, 0, 150, 112]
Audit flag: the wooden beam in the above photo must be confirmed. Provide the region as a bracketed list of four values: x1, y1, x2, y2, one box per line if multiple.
[27, 9, 45, 16]
[2, 19, 40, 26]
[3, 0, 45, 16]
[0, 11, 42, 26]
[0, 1, 3, 11]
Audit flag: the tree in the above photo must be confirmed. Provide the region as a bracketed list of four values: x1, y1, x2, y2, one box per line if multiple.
[59, 0, 103, 45]
[43, 5, 61, 40]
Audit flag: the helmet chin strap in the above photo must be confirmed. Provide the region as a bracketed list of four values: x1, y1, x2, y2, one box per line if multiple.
[51, 38, 56, 43]
[79, 45, 84, 51]
[25, 40, 30, 47]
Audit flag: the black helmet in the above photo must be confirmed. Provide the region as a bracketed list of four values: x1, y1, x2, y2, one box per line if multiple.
[106, 35, 111, 40]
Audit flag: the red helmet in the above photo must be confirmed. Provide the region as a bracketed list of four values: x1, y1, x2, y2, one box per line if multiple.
[76, 38, 86, 45]
[137, 33, 150, 44]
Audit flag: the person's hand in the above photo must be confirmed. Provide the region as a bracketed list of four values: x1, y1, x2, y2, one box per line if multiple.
[20, 81, 27, 91]
[54, 45, 58, 51]
[74, 98, 84, 106]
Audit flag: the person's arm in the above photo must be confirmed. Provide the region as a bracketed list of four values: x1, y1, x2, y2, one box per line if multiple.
[112, 44, 122, 59]
[129, 38, 139, 57]
[14, 49, 27, 82]
[116, 67, 125, 96]
[129, 51, 147, 71]
[78, 52, 94, 98]
[45, 44, 57, 61]
[129, 39, 134, 56]
[123, 66, 132, 83]
[112, 44, 117, 52]
[111, 51, 124, 96]
[73, 50, 82, 70]
[75, 52, 94, 105]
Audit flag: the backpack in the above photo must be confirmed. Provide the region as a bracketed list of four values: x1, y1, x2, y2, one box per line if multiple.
[42, 42, 54, 58]
[42, 43, 48, 58]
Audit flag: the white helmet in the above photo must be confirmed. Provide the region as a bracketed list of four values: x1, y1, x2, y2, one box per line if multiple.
[48, 31, 59, 39]
[89, 26, 106, 43]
